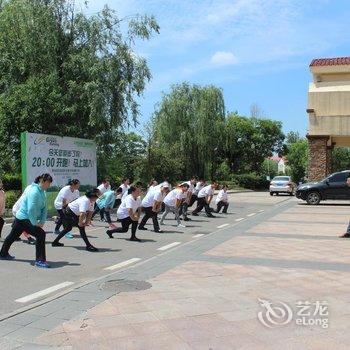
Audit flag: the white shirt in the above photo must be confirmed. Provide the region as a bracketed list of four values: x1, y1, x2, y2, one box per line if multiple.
[117, 194, 141, 220]
[12, 185, 31, 216]
[186, 181, 195, 194]
[158, 181, 172, 191]
[142, 189, 165, 208]
[120, 184, 130, 201]
[198, 185, 215, 199]
[68, 196, 92, 215]
[54, 185, 79, 210]
[216, 189, 228, 204]
[163, 189, 185, 207]
[194, 182, 205, 196]
[98, 183, 111, 195]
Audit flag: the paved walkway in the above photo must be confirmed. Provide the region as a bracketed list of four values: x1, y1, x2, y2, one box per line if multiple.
[2, 194, 350, 349]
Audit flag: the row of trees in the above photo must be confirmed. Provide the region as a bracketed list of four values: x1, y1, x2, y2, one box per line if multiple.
[0, 0, 314, 188]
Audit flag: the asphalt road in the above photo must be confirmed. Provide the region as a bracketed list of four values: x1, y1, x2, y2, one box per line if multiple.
[0, 192, 292, 317]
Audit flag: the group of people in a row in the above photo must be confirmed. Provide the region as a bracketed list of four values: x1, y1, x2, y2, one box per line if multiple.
[0, 175, 229, 268]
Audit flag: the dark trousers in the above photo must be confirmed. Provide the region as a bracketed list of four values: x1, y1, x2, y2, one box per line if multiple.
[53, 209, 93, 247]
[104, 210, 112, 224]
[54, 209, 65, 232]
[193, 197, 212, 216]
[189, 194, 197, 207]
[0, 217, 4, 237]
[0, 219, 46, 261]
[92, 204, 105, 221]
[216, 201, 229, 213]
[108, 217, 138, 238]
[139, 207, 160, 231]
[114, 198, 121, 208]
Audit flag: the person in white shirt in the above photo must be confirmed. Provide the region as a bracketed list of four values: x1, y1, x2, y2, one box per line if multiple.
[52, 190, 99, 252]
[215, 185, 229, 213]
[106, 186, 142, 241]
[139, 183, 170, 233]
[147, 179, 158, 193]
[179, 177, 196, 222]
[54, 179, 80, 237]
[119, 177, 131, 203]
[97, 178, 111, 195]
[192, 180, 218, 218]
[160, 183, 189, 228]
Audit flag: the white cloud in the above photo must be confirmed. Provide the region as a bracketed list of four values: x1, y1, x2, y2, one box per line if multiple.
[211, 51, 238, 66]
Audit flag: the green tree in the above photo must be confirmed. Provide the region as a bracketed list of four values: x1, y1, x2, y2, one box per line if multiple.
[0, 0, 159, 173]
[331, 148, 350, 173]
[97, 132, 147, 182]
[286, 139, 308, 183]
[151, 82, 226, 179]
[224, 114, 285, 173]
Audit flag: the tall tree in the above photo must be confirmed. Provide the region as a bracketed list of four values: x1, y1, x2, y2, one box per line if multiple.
[152, 82, 226, 179]
[0, 0, 159, 172]
[225, 114, 285, 173]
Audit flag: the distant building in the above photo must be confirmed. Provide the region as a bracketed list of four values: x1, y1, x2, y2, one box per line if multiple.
[268, 156, 286, 174]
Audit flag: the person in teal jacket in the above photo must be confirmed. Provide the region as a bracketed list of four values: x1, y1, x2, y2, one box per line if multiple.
[0, 173, 53, 268]
[95, 187, 120, 229]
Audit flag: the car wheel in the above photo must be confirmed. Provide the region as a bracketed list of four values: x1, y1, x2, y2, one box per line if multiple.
[306, 191, 321, 205]
[270, 192, 273, 196]
[276, 193, 279, 196]
[289, 192, 294, 196]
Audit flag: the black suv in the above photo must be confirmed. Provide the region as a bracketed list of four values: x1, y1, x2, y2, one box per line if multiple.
[296, 170, 350, 205]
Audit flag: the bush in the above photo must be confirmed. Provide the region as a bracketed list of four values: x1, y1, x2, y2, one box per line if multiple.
[1, 173, 22, 191]
[5, 190, 21, 209]
[231, 173, 269, 190]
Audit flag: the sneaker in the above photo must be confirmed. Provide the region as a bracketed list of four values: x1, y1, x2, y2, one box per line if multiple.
[129, 237, 141, 242]
[192, 213, 199, 216]
[86, 245, 99, 252]
[35, 260, 50, 268]
[27, 237, 36, 245]
[177, 224, 186, 228]
[0, 253, 15, 260]
[52, 242, 64, 247]
[340, 233, 350, 238]
[138, 226, 148, 231]
[155, 229, 164, 233]
[65, 232, 74, 239]
[207, 214, 216, 218]
[54, 230, 61, 235]
[159, 221, 164, 225]
[183, 217, 191, 221]
[106, 230, 113, 238]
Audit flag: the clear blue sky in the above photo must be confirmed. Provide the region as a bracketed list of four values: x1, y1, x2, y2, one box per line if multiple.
[79, 0, 350, 136]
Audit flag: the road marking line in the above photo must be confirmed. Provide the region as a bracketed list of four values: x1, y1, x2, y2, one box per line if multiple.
[217, 223, 229, 229]
[247, 213, 256, 217]
[157, 242, 181, 251]
[193, 234, 204, 238]
[235, 218, 244, 222]
[15, 282, 74, 303]
[104, 258, 141, 271]
[259, 210, 265, 213]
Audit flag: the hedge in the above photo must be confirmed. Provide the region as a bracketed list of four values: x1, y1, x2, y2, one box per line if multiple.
[231, 173, 269, 190]
[2, 174, 22, 191]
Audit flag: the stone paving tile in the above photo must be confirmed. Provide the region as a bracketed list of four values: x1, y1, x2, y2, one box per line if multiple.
[28, 201, 350, 349]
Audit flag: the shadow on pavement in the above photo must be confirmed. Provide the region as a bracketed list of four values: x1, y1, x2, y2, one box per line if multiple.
[74, 247, 122, 252]
[8, 259, 81, 268]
